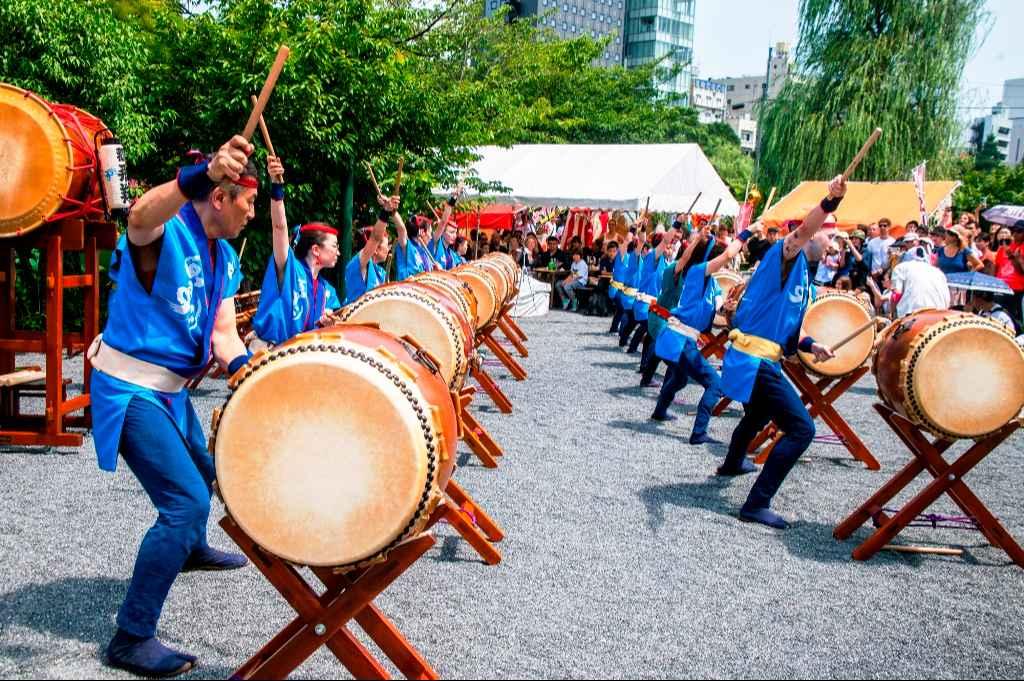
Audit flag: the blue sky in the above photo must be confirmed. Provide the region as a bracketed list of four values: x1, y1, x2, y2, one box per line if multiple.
[693, 0, 1021, 122]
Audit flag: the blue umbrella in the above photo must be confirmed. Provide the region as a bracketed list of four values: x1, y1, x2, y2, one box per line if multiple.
[945, 271, 1013, 294]
[982, 205, 1024, 228]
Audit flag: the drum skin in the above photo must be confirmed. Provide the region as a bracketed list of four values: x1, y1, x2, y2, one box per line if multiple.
[454, 265, 500, 329]
[873, 309, 1024, 440]
[333, 282, 473, 391]
[211, 324, 457, 569]
[722, 280, 748, 329]
[472, 260, 510, 307]
[712, 271, 744, 328]
[411, 270, 480, 332]
[798, 291, 875, 377]
[0, 83, 110, 237]
[484, 252, 519, 296]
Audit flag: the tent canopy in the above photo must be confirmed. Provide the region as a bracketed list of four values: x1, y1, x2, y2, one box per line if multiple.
[453, 203, 523, 231]
[761, 181, 960, 234]
[449, 144, 740, 216]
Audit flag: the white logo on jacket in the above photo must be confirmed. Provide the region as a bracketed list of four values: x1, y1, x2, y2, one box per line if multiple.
[292, 277, 308, 321]
[172, 256, 205, 331]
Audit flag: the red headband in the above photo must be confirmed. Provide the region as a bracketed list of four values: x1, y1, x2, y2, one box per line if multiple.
[301, 222, 338, 236]
[232, 176, 259, 189]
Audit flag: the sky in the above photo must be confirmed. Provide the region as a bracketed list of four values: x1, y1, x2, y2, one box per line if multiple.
[692, 0, 1022, 123]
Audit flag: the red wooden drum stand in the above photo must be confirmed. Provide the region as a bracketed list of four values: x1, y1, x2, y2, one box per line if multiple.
[221, 514, 439, 679]
[497, 316, 529, 358]
[479, 303, 528, 382]
[699, 329, 730, 361]
[427, 478, 504, 566]
[454, 386, 504, 468]
[0, 219, 117, 446]
[746, 360, 880, 470]
[834, 404, 1024, 568]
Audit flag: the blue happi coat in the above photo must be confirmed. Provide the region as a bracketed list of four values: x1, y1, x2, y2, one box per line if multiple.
[251, 250, 340, 345]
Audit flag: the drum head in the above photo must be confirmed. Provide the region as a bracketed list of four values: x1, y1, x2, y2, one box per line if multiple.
[798, 294, 874, 376]
[215, 345, 434, 567]
[0, 85, 68, 237]
[912, 323, 1024, 439]
[473, 261, 510, 305]
[457, 268, 498, 328]
[336, 289, 466, 389]
[712, 271, 743, 328]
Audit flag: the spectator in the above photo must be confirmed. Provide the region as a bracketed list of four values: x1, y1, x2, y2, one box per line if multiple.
[904, 220, 921, 236]
[834, 229, 868, 291]
[508, 234, 524, 263]
[969, 291, 1018, 334]
[488, 232, 502, 254]
[885, 245, 950, 317]
[935, 226, 983, 275]
[995, 225, 1024, 324]
[813, 235, 844, 286]
[866, 217, 895, 281]
[975, 233, 997, 275]
[745, 224, 775, 266]
[555, 251, 590, 311]
[537, 236, 569, 270]
[589, 241, 618, 316]
[453, 236, 469, 266]
[520, 234, 539, 268]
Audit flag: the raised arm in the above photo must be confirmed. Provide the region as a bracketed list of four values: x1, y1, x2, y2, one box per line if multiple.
[966, 250, 984, 272]
[433, 183, 464, 243]
[782, 176, 846, 261]
[674, 226, 708, 276]
[706, 223, 757, 276]
[267, 155, 289, 280]
[360, 195, 396, 272]
[128, 136, 253, 246]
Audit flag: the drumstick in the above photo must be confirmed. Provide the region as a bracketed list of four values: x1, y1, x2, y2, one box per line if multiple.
[249, 95, 277, 157]
[823, 317, 878, 356]
[394, 156, 404, 195]
[238, 237, 248, 262]
[841, 128, 882, 183]
[241, 46, 290, 140]
[684, 192, 702, 218]
[708, 198, 722, 226]
[757, 186, 777, 219]
[882, 545, 964, 557]
[362, 161, 383, 198]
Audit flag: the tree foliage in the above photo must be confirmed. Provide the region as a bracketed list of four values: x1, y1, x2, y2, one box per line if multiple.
[955, 156, 1024, 215]
[974, 134, 1004, 172]
[758, 0, 988, 193]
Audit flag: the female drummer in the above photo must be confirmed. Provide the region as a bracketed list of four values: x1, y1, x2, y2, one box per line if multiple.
[429, 188, 464, 269]
[343, 193, 401, 304]
[250, 156, 341, 347]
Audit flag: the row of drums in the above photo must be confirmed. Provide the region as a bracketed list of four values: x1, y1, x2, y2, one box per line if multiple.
[711, 271, 1024, 441]
[210, 253, 521, 569]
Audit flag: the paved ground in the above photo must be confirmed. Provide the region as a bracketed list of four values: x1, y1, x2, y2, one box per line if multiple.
[2, 310, 1024, 679]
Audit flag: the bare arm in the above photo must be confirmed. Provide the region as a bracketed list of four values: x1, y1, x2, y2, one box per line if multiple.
[706, 229, 749, 276]
[966, 251, 984, 272]
[432, 183, 463, 243]
[360, 195, 397, 274]
[674, 228, 707, 275]
[129, 136, 254, 247]
[211, 297, 247, 370]
[267, 156, 289, 280]
[782, 176, 846, 261]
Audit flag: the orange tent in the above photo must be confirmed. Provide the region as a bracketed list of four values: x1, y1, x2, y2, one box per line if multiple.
[760, 181, 960, 236]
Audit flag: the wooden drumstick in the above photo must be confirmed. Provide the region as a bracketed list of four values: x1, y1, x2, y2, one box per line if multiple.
[707, 198, 722, 227]
[684, 192, 702, 218]
[362, 161, 383, 198]
[249, 95, 277, 157]
[757, 186, 777, 219]
[394, 156, 404, 195]
[241, 45, 290, 141]
[823, 317, 878, 356]
[882, 545, 964, 557]
[841, 128, 882, 183]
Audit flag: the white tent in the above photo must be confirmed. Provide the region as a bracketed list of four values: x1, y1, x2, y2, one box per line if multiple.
[453, 144, 740, 216]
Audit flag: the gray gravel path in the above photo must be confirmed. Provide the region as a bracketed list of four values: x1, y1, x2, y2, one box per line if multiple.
[2, 310, 1023, 679]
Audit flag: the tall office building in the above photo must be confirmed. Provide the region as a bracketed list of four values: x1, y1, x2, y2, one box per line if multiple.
[622, 0, 696, 100]
[484, 0, 627, 67]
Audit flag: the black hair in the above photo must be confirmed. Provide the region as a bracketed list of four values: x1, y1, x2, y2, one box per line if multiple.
[606, 240, 619, 250]
[204, 152, 258, 199]
[295, 223, 338, 259]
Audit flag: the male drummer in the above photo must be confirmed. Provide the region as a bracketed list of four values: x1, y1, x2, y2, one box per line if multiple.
[343, 195, 400, 304]
[716, 176, 845, 529]
[89, 135, 256, 677]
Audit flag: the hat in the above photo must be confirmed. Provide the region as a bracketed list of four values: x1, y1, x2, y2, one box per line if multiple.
[894, 233, 920, 247]
[850, 229, 866, 240]
[901, 246, 929, 263]
[946, 226, 969, 249]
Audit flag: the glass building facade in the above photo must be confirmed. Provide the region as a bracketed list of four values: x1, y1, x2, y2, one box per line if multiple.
[622, 0, 695, 99]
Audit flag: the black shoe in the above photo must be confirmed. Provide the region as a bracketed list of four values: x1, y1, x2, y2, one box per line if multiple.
[650, 413, 677, 422]
[106, 630, 197, 678]
[181, 545, 248, 573]
[689, 433, 724, 445]
[739, 506, 791, 530]
[716, 458, 758, 476]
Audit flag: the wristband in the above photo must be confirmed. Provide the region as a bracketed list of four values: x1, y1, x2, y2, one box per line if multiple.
[447, 195, 458, 207]
[378, 208, 394, 223]
[228, 352, 252, 375]
[820, 195, 843, 213]
[176, 161, 216, 201]
[798, 336, 816, 353]
[737, 229, 753, 243]
[270, 183, 285, 201]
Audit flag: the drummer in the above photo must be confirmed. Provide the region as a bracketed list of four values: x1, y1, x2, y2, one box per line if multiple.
[716, 176, 845, 529]
[608, 231, 634, 333]
[250, 156, 341, 347]
[641, 224, 700, 387]
[88, 136, 255, 677]
[649, 224, 751, 444]
[616, 225, 649, 349]
[629, 228, 679, 358]
[394, 185, 463, 279]
[343, 194, 401, 304]
[429, 188, 464, 269]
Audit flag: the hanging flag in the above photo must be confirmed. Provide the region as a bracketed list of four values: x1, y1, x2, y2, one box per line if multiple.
[911, 160, 928, 227]
[733, 201, 755, 232]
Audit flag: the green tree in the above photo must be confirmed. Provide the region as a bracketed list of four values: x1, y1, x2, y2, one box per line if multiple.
[974, 134, 1004, 172]
[757, 0, 988, 193]
[955, 157, 1024, 215]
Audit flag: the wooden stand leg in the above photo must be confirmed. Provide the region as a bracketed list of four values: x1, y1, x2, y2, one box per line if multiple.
[221, 515, 438, 679]
[471, 365, 514, 414]
[834, 406, 1024, 568]
[504, 315, 528, 343]
[445, 478, 505, 543]
[699, 329, 729, 360]
[481, 331, 527, 381]
[453, 387, 504, 468]
[426, 496, 502, 566]
[497, 317, 529, 358]
[712, 396, 734, 417]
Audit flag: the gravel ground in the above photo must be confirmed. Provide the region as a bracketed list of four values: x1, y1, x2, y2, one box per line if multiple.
[2, 310, 1024, 679]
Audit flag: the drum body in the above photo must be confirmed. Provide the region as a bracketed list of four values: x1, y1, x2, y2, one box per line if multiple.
[472, 260, 510, 307]
[411, 271, 480, 331]
[0, 83, 111, 237]
[485, 253, 519, 296]
[797, 291, 875, 376]
[873, 309, 1024, 439]
[211, 324, 458, 569]
[333, 283, 473, 390]
[721, 280, 748, 329]
[455, 265, 499, 329]
[712, 271, 744, 328]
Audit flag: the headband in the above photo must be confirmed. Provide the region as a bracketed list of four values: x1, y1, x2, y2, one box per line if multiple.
[301, 222, 339, 236]
[186, 149, 258, 189]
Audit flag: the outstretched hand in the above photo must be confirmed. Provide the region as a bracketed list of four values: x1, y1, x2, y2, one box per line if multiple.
[810, 342, 836, 363]
[207, 135, 253, 182]
[827, 175, 847, 199]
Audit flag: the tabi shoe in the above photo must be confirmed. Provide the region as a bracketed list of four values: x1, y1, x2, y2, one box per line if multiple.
[181, 545, 248, 573]
[106, 630, 197, 678]
[716, 458, 758, 476]
[650, 412, 677, 422]
[739, 505, 791, 530]
[689, 432, 723, 445]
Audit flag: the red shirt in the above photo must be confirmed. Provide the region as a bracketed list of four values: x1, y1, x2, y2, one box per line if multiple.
[995, 243, 1024, 292]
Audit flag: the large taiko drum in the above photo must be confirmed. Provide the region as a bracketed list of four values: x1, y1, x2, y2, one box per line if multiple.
[332, 283, 473, 390]
[712, 271, 744, 328]
[797, 291, 876, 377]
[873, 309, 1024, 440]
[210, 324, 458, 569]
[0, 84, 112, 237]
[411, 270, 480, 331]
[485, 252, 520, 296]
[472, 260, 511, 307]
[455, 265, 500, 329]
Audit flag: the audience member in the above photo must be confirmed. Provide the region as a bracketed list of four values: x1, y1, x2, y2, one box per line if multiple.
[885, 244, 950, 317]
[935, 226, 983, 275]
[556, 251, 590, 311]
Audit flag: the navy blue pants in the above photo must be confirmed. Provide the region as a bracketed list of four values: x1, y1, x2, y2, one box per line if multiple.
[609, 298, 625, 333]
[652, 339, 723, 436]
[117, 396, 214, 638]
[722, 362, 815, 510]
[639, 332, 661, 384]
[618, 308, 638, 347]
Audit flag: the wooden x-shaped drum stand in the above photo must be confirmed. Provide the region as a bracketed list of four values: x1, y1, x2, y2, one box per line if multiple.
[699, 329, 730, 361]
[221, 515, 439, 680]
[472, 304, 527, 415]
[833, 404, 1024, 568]
[454, 387, 504, 468]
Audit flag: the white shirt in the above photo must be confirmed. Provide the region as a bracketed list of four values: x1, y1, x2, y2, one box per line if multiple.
[889, 260, 950, 317]
[570, 259, 589, 282]
[867, 236, 895, 273]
